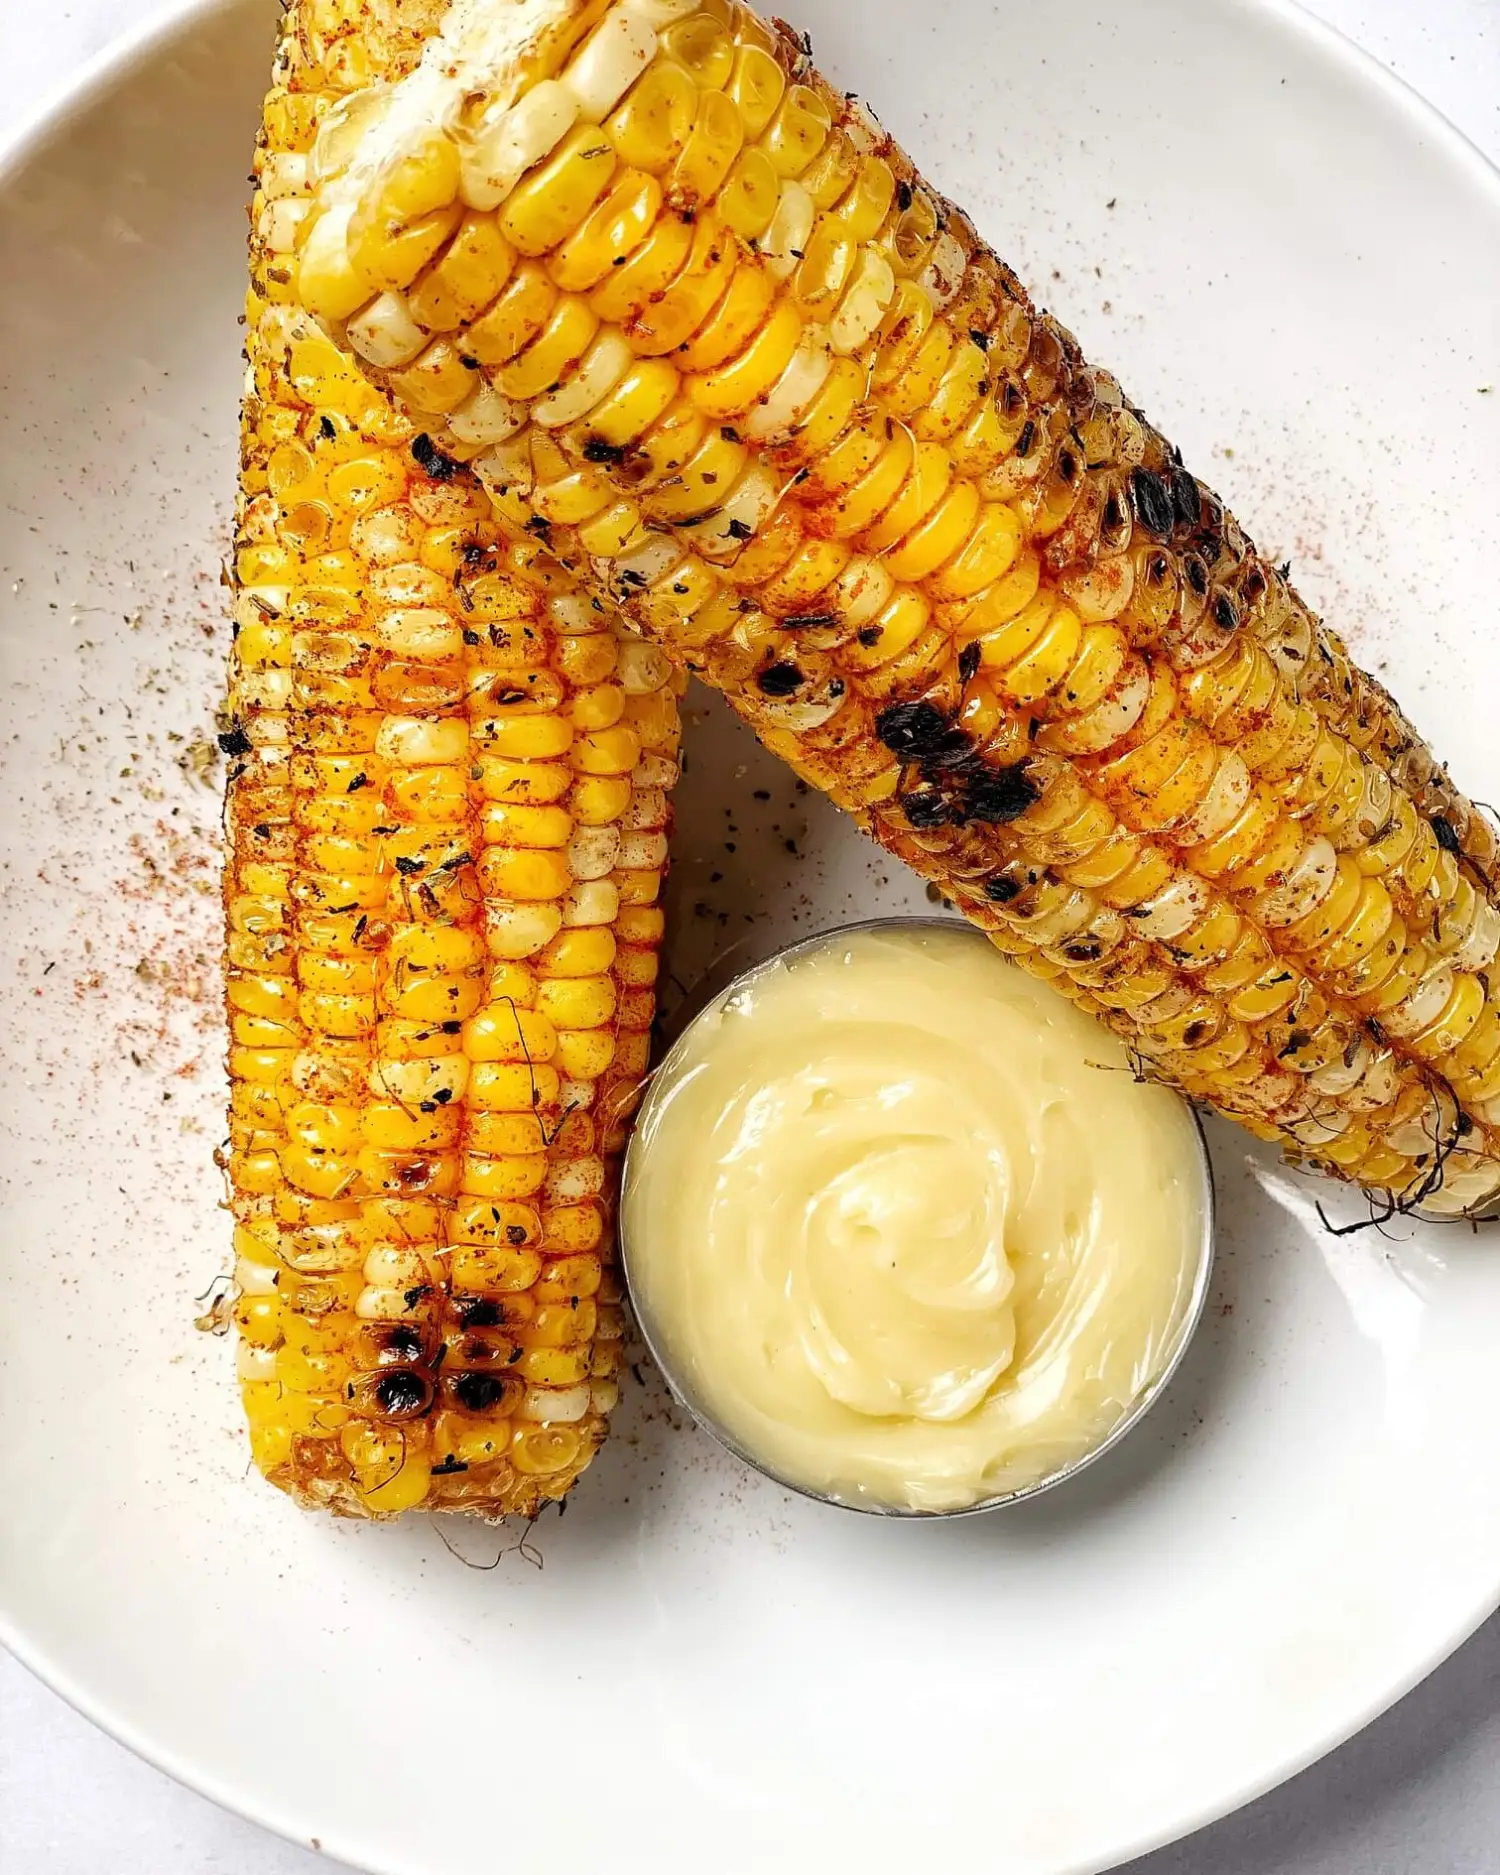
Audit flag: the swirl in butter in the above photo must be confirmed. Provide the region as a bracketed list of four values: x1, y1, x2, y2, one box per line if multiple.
[623, 923, 1208, 1512]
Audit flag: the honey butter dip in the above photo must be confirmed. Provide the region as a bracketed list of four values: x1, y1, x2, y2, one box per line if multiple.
[622, 922, 1209, 1513]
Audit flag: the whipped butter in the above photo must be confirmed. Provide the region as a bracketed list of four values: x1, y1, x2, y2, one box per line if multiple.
[622, 922, 1209, 1512]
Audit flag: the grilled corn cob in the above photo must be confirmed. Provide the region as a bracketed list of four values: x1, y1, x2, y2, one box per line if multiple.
[225, 7, 679, 1517]
[280, 0, 1500, 1215]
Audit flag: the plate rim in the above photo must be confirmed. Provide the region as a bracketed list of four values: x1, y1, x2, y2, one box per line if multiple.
[1, 1, 1499, 1871]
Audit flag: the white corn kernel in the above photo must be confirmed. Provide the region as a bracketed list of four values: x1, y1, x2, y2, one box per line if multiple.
[260, 197, 314, 255]
[235, 1256, 281, 1298]
[567, 825, 622, 880]
[356, 1285, 426, 1322]
[565, 4, 663, 120]
[610, 536, 683, 588]
[743, 327, 834, 442]
[562, 879, 620, 927]
[617, 640, 673, 695]
[1254, 838, 1336, 930]
[520, 1383, 592, 1424]
[1179, 753, 1251, 847]
[376, 716, 468, 765]
[632, 754, 680, 788]
[460, 80, 579, 211]
[363, 1247, 433, 1287]
[691, 466, 780, 560]
[532, 330, 635, 428]
[486, 902, 565, 958]
[239, 670, 293, 711]
[621, 786, 667, 830]
[760, 181, 816, 279]
[920, 230, 968, 308]
[829, 248, 896, 355]
[550, 591, 609, 634]
[545, 1155, 606, 1205]
[1126, 874, 1211, 942]
[260, 151, 309, 200]
[1455, 900, 1500, 973]
[347, 291, 427, 368]
[367, 1056, 470, 1106]
[1383, 966, 1456, 1041]
[237, 1342, 279, 1383]
[449, 380, 527, 445]
[832, 555, 893, 629]
[618, 830, 668, 870]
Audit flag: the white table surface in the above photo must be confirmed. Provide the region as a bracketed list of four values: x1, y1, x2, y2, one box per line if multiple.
[2, 2, 1499, 1871]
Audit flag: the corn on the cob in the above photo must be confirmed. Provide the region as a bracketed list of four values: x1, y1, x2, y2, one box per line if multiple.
[225, 6, 680, 1518]
[278, 0, 1500, 1216]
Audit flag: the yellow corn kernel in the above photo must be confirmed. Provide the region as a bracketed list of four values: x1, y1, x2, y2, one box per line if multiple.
[483, 801, 575, 847]
[536, 973, 617, 1029]
[572, 724, 641, 774]
[551, 171, 665, 292]
[464, 1004, 560, 1064]
[478, 846, 574, 900]
[471, 1060, 563, 1111]
[501, 125, 618, 255]
[537, 927, 617, 976]
[449, 1244, 545, 1293]
[476, 754, 573, 803]
[570, 774, 632, 824]
[495, 296, 601, 401]
[476, 712, 575, 759]
[468, 1111, 548, 1156]
[352, 195, 464, 296]
[555, 1028, 617, 1080]
[467, 261, 558, 365]
[463, 1152, 548, 1200]
[511, 1423, 584, 1476]
[409, 214, 516, 331]
[517, 1345, 593, 1386]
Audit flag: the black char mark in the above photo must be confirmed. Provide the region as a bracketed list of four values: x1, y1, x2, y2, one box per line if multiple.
[411, 433, 462, 482]
[901, 791, 952, 830]
[876, 700, 968, 762]
[757, 662, 804, 697]
[957, 764, 1040, 825]
[373, 1369, 430, 1419]
[1170, 467, 1202, 529]
[454, 1371, 504, 1413]
[1128, 466, 1175, 538]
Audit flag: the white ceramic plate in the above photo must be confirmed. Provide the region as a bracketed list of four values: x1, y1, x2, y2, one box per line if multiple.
[1, 2, 1498, 1871]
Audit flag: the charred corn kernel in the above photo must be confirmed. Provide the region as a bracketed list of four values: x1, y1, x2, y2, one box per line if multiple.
[293, 1, 1500, 1224]
[229, 17, 675, 1518]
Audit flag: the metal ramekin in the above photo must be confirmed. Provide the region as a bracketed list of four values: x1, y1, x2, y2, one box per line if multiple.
[620, 917, 1217, 1518]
